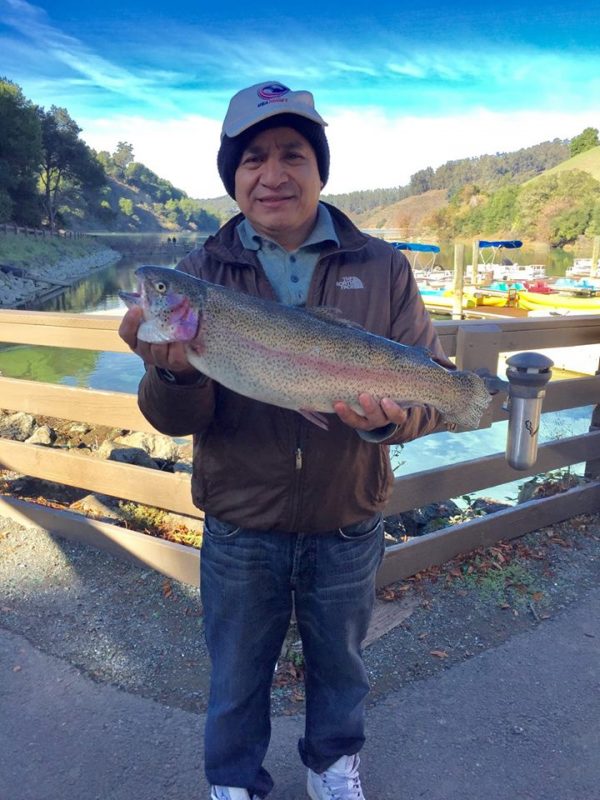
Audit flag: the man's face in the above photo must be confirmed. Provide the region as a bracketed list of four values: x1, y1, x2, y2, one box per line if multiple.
[234, 126, 322, 251]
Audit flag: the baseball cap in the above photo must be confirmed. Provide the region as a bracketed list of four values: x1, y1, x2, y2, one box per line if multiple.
[221, 81, 328, 139]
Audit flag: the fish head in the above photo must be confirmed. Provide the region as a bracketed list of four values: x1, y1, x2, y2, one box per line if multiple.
[119, 265, 202, 344]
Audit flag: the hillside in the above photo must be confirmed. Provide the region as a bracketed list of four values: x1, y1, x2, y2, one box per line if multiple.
[526, 144, 600, 184]
[198, 140, 600, 246]
[351, 189, 448, 232]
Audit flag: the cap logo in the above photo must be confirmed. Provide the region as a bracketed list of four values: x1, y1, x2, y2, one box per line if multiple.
[257, 82, 290, 101]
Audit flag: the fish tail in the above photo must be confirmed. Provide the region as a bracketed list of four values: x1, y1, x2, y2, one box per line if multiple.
[443, 370, 492, 430]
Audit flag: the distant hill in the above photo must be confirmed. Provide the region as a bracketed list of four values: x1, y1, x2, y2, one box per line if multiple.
[191, 139, 600, 247]
[193, 194, 240, 225]
[351, 189, 448, 234]
[526, 144, 600, 184]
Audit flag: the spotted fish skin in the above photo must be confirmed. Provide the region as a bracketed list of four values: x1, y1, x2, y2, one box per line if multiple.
[120, 265, 491, 430]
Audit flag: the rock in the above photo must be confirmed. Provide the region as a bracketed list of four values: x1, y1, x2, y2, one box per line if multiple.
[114, 432, 179, 463]
[471, 497, 512, 514]
[70, 494, 123, 522]
[0, 412, 36, 441]
[96, 440, 158, 469]
[386, 500, 463, 538]
[25, 425, 55, 446]
[173, 461, 193, 475]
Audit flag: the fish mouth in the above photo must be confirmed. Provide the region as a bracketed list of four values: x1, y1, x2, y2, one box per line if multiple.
[119, 289, 142, 309]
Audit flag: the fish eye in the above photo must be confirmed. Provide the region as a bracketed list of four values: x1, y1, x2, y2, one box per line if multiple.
[155, 281, 167, 294]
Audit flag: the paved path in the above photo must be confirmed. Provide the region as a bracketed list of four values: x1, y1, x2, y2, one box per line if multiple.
[1, 588, 599, 800]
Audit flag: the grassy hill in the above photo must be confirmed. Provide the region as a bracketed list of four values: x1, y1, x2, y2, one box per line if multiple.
[526, 145, 600, 184]
[350, 189, 448, 233]
[195, 143, 600, 246]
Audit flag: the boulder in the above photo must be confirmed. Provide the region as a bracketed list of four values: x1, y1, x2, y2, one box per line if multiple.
[0, 412, 36, 441]
[114, 431, 179, 463]
[25, 425, 55, 446]
[96, 440, 159, 469]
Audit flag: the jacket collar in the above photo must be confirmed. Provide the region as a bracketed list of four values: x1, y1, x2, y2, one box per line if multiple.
[203, 201, 369, 266]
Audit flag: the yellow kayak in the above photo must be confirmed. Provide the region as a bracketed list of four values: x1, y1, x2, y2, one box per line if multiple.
[518, 291, 600, 313]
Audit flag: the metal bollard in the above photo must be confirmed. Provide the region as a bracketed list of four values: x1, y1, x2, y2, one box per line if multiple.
[504, 352, 554, 470]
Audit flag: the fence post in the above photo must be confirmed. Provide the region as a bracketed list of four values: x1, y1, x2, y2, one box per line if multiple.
[455, 323, 502, 429]
[472, 239, 481, 286]
[591, 236, 600, 278]
[585, 355, 600, 479]
[452, 242, 465, 320]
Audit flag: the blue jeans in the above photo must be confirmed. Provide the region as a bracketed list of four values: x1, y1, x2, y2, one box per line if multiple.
[200, 514, 385, 798]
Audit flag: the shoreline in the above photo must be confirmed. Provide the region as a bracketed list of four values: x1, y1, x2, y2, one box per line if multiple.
[0, 246, 121, 309]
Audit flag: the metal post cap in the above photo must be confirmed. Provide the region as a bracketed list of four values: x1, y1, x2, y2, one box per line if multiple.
[506, 351, 553, 390]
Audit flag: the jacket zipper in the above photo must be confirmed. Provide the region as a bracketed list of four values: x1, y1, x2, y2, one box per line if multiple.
[288, 421, 307, 529]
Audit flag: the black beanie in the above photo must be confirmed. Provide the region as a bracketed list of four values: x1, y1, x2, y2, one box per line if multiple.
[217, 113, 330, 200]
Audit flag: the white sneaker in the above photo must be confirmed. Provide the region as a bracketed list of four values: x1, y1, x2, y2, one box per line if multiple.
[307, 754, 365, 799]
[210, 787, 258, 800]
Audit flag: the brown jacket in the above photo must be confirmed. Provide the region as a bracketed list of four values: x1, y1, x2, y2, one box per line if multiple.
[138, 203, 450, 533]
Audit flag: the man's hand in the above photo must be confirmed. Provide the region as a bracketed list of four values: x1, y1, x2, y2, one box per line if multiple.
[333, 393, 408, 432]
[118, 306, 199, 378]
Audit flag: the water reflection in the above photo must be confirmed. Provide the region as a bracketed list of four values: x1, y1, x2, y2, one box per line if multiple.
[25, 255, 175, 314]
[0, 253, 182, 393]
[400, 242, 574, 277]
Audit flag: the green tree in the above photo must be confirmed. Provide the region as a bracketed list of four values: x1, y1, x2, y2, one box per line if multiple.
[482, 185, 519, 233]
[409, 167, 435, 195]
[0, 77, 42, 225]
[587, 201, 600, 236]
[112, 141, 135, 178]
[549, 207, 591, 247]
[570, 127, 599, 158]
[118, 197, 134, 216]
[38, 106, 106, 230]
[518, 170, 600, 243]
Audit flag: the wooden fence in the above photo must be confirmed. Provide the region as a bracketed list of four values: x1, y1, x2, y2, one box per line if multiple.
[0, 309, 599, 589]
[1, 224, 85, 239]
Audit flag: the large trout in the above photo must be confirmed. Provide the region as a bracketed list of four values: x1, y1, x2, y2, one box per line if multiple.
[120, 265, 492, 430]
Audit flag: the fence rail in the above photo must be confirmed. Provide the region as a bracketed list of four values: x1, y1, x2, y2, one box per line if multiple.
[1, 223, 85, 239]
[0, 309, 599, 588]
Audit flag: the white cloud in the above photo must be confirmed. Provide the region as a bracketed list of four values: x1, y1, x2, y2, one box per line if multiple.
[81, 107, 599, 200]
[324, 107, 600, 193]
[79, 114, 223, 197]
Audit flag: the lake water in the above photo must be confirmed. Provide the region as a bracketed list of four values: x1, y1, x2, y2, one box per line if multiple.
[0, 243, 592, 505]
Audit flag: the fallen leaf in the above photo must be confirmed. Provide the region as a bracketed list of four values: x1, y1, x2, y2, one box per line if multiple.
[162, 579, 173, 599]
[531, 592, 544, 602]
[430, 649, 449, 659]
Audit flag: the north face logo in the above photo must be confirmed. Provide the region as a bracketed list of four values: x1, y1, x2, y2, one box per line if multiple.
[336, 276, 364, 290]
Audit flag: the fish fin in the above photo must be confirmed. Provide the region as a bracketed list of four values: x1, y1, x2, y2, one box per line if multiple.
[298, 409, 330, 430]
[304, 307, 364, 330]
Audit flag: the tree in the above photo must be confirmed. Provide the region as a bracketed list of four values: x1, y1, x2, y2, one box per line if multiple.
[570, 127, 599, 158]
[38, 105, 106, 230]
[111, 141, 135, 178]
[0, 77, 42, 224]
[118, 197, 134, 216]
[409, 167, 434, 195]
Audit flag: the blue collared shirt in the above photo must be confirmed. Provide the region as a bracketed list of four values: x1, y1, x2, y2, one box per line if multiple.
[236, 203, 339, 306]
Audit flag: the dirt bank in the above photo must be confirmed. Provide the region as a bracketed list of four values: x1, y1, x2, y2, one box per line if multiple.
[0, 233, 120, 308]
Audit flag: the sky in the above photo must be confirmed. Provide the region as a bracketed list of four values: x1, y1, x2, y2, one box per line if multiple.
[1, 0, 600, 199]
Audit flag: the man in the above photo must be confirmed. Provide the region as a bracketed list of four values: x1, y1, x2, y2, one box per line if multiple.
[119, 80, 451, 800]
